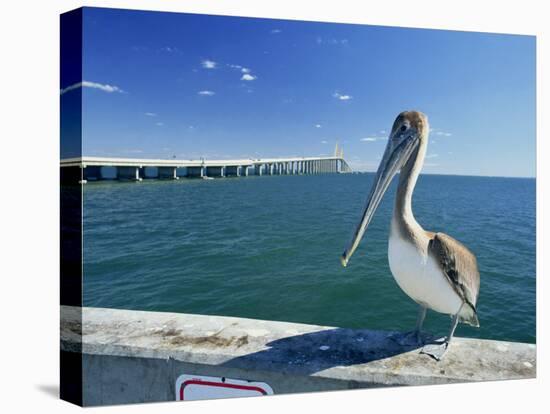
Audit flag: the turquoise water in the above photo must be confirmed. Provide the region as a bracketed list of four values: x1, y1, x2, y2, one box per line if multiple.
[83, 173, 536, 343]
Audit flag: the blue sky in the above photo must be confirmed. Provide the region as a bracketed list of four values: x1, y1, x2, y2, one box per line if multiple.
[69, 7, 535, 177]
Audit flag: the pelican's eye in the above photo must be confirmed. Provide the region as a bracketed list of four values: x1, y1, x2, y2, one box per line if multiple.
[400, 125, 408, 132]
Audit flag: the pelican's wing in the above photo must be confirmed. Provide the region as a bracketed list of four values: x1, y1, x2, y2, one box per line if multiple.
[428, 232, 480, 325]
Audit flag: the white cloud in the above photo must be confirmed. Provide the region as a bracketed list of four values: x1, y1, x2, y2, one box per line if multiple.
[160, 46, 179, 53]
[198, 90, 215, 96]
[270, 29, 282, 34]
[380, 130, 387, 134]
[229, 65, 256, 79]
[333, 92, 352, 101]
[431, 128, 452, 137]
[317, 36, 349, 45]
[360, 136, 386, 142]
[201, 59, 217, 69]
[144, 112, 157, 117]
[60, 81, 124, 95]
[156, 122, 164, 126]
[315, 124, 322, 128]
[321, 140, 329, 144]
[426, 153, 439, 159]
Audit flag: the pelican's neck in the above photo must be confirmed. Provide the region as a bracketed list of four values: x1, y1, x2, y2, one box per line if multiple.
[392, 136, 428, 239]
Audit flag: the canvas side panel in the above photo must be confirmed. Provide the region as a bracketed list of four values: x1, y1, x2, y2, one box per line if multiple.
[60, 7, 83, 407]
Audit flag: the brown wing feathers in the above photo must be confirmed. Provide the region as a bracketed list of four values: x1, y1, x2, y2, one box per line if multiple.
[428, 233, 480, 322]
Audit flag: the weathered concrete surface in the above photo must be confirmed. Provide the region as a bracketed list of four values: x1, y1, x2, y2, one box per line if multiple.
[61, 306, 536, 406]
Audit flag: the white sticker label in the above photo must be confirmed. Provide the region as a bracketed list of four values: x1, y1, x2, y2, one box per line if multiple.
[176, 374, 274, 401]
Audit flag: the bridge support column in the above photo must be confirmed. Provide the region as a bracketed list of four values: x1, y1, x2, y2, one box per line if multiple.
[138, 167, 148, 179]
[117, 166, 142, 181]
[206, 166, 224, 177]
[186, 166, 203, 177]
[158, 166, 179, 180]
[225, 166, 240, 177]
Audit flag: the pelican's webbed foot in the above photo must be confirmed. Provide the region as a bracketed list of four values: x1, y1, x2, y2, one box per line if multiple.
[421, 339, 449, 361]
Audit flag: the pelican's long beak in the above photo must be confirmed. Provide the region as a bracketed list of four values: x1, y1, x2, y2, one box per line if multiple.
[340, 130, 419, 267]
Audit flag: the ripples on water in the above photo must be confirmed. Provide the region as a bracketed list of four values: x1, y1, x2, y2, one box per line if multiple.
[83, 174, 536, 343]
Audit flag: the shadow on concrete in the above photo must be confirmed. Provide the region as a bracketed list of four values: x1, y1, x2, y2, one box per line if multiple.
[221, 328, 433, 375]
[36, 384, 59, 399]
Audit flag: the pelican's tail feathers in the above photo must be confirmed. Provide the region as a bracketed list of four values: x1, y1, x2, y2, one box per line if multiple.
[459, 302, 480, 327]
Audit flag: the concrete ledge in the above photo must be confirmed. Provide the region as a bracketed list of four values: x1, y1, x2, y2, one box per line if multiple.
[61, 306, 536, 405]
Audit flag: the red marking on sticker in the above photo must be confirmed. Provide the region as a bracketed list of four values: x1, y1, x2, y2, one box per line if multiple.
[180, 379, 268, 400]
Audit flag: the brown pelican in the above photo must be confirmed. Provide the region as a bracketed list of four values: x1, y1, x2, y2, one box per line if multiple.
[341, 111, 480, 360]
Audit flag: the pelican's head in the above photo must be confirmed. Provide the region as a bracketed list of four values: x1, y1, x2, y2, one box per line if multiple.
[340, 110, 429, 267]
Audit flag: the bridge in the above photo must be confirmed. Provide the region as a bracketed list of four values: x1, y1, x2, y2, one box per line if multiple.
[60, 151, 352, 184]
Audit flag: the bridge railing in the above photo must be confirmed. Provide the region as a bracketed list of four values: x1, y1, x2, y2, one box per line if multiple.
[60, 156, 352, 184]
